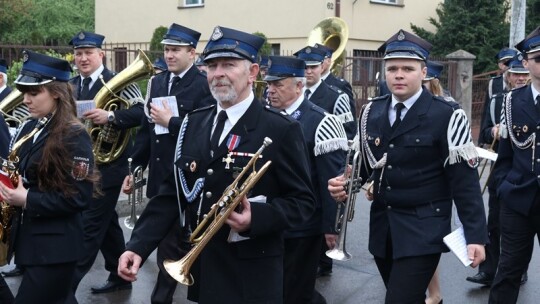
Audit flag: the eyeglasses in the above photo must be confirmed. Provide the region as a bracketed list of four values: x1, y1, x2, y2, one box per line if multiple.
[528, 56, 540, 63]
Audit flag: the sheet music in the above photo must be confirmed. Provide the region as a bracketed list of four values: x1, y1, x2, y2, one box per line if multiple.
[443, 226, 472, 267]
[76, 100, 96, 118]
[152, 96, 179, 135]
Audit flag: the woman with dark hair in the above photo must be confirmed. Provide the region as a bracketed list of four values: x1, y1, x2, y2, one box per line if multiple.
[0, 50, 99, 303]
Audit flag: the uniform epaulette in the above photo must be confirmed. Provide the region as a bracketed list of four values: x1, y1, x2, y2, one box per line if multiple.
[433, 95, 459, 109]
[369, 94, 389, 102]
[264, 104, 296, 121]
[309, 103, 327, 116]
[328, 84, 344, 95]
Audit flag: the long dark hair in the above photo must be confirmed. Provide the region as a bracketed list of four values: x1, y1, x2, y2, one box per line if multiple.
[16, 81, 101, 198]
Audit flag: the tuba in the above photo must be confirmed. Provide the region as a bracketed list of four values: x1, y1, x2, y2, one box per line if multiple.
[163, 138, 273, 286]
[89, 49, 154, 164]
[326, 140, 362, 261]
[0, 115, 52, 265]
[124, 158, 146, 229]
[307, 17, 349, 76]
[0, 89, 26, 128]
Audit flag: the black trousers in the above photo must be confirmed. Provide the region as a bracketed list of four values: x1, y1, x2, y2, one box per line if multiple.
[72, 185, 127, 290]
[479, 186, 501, 275]
[284, 234, 323, 304]
[151, 219, 190, 304]
[318, 239, 333, 272]
[0, 275, 13, 304]
[374, 234, 440, 304]
[489, 203, 540, 303]
[15, 262, 76, 304]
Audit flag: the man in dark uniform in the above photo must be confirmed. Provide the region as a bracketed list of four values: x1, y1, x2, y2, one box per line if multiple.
[0, 59, 11, 102]
[328, 29, 487, 303]
[489, 27, 540, 303]
[294, 46, 355, 140]
[152, 57, 168, 74]
[67, 31, 145, 295]
[265, 56, 347, 303]
[118, 26, 315, 304]
[470, 53, 530, 287]
[124, 23, 212, 304]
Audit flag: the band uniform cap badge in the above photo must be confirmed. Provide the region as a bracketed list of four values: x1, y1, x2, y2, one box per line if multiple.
[375, 137, 381, 146]
[190, 161, 197, 172]
[211, 26, 223, 41]
[397, 30, 405, 41]
[306, 47, 312, 54]
[22, 52, 29, 62]
[71, 156, 90, 181]
[78, 32, 85, 40]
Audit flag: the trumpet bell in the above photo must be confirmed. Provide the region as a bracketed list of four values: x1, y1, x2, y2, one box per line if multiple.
[163, 258, 194, 286]
[326, 248, 352, 261]
[123, 215, 139, 230]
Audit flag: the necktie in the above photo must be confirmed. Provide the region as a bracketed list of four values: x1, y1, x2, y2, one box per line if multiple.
[210, 110, 228, 150]
[392, 103, 405, 130]
[80, 77, 91, 99]
[169, 76, 180, 94]
[536, 96, 540, 113]
[304, 89, 311, 100]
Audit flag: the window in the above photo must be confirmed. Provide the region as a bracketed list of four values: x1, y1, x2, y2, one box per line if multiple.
[370, 0, 403, 5]
[178, 0, 204, 8]
[271, 44, 280, 56]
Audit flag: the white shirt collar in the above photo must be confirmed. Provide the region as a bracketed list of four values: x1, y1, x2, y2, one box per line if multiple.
[216, 90, 254, 127]
[169, 63, 193, 82]
[306, 79, 323, 94]
[284, 95, 305, 115]
[0, 85, 6, 95]
[321, 71, 330, 80]
[80, 65, 105, 89]
[391, 87, 423, 110]
[531, 83, 540, 103]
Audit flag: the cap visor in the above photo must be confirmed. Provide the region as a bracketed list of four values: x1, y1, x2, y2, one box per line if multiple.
[160, 39, 192, 46]
[203, 52, 245, 62]
[14, 74, 53, 86]
[304, 61, 322, 66]
[384, 52, 424, 61]
[423, 76, 435, 81]
[508, 68, 528, 73]
[73, 44, 99, 49]
[264, 75, 285, 81]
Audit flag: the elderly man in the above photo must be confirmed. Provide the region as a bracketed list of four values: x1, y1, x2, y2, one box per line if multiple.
[118, 26, 315, 304]
[328, 29, 487, 303]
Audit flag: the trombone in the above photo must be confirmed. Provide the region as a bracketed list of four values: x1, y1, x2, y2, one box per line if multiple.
[124, 158, 146, 229]
[326, 140, 362, 261]
[163, 137, 273, 286]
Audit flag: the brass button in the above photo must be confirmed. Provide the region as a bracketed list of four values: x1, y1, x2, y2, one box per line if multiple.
[386, 186, 391, 191]
[156, 139, 160, 143]
[156, 158, 160, 162]
[389, 144, 394, 148]
[416, 139, 420, 143]
[207, 169, 214, 175]
[387, 165, 393, 170]
[205, 192, 212, 198]
[387, 206, 392, 210]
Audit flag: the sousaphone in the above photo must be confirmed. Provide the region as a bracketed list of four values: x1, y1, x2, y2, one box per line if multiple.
[307, 17, 349, 76]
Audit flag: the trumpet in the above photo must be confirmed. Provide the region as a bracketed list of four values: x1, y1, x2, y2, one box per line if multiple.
[326, 140, 362, 261]
[124, 158, 146, 229]
[163, 137, 273, 286]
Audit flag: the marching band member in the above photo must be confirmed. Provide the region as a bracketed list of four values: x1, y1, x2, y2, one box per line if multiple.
[0, 59, 12, 102]
[68, 31, 145, 295]
[328, 29, 487, 303]
[265, 56, 347, 303]
[118, 26, 315, 304]
[0, 50, 97, 303]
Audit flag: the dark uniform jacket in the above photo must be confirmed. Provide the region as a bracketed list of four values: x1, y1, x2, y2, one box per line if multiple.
[361, 89, 487, 259]
[127, 98, 315, 304]
[0, 115, 8, 157]
[309, 81, 356, 139]
[494, 85, 540, 216]
[0, 86, 12, 102]
[479, 75, 507, 147]
[131, 65, 213, 197]
[9, 119, 94, 264]
[324, 73, 356, 116]
[286, 99, 346, 238]
[69, 67, 144, 189]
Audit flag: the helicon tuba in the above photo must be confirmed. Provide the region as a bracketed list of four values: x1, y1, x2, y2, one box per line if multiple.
[0, 89, 25, 127]
[163, 137, 273, 286]
[89, 49, 154, 164]
[307, 17, 349, 76]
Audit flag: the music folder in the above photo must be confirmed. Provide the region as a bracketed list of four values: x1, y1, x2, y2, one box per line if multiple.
[0, 170, 14, 201]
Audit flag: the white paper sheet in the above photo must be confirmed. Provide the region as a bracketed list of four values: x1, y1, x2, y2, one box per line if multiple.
[152, 96, 179, 135]
[443, 226, 472, 267]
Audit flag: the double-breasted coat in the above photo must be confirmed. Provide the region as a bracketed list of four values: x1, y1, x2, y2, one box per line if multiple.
[127, 98, 315, 304]
[360, 89, 487, 259]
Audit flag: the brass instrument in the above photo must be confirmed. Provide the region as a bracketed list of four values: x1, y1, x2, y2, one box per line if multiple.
[163, 137, 273, 286]
[124, 158, 146, 229]
[476, 144, 498, 195]
[326, 140, 362, 261]
[90, 49, 154, 164]
[254, 80, 267, 101]
[307, 17, 349, 76]
[0, 89, 26, 127]
[0, 115, 51, 265]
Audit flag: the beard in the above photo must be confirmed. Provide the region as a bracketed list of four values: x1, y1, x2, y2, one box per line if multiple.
[210, 79, 238, 106]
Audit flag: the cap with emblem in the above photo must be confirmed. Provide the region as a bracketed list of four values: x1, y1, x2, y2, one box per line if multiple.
[0, 59, 7, 74]
[259, 56, 269, 68]
[14, 50, 72, 85]
[161, 23, 201, 47]
[424, 61, 444, 81]
[294, 46, 326, 66]
[153, 57, 167, 72]
[378, 29, 432, 61]
[505, 52, 528, 74]
[516, 26, 540, 55]
[203, 26, 265, 63]
[195, 56, 205, 66]
[495, 47, 517, 62]
[69, 31, 105, 49]
[313, 43, 333, 59]
[263, 56, 305, 82]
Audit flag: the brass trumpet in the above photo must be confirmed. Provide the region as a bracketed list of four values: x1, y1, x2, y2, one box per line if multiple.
[326, 140, 362, 261]
[163, 137, 273, 286]
[124, 158, 146, 229]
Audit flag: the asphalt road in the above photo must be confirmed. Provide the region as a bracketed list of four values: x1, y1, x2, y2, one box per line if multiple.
[1, 170, 539, 303]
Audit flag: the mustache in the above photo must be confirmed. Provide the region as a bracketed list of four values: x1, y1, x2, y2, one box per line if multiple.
[211, 79, 232, 87]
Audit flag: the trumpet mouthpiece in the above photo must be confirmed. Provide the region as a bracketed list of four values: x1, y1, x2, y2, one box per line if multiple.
[263, 137, 273, 146]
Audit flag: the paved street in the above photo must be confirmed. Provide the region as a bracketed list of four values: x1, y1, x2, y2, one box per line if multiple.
[1, 171, 539, 303]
